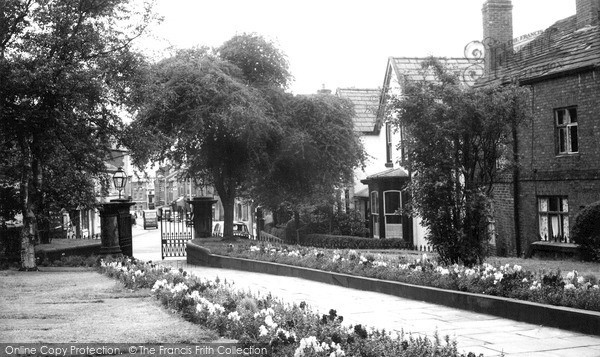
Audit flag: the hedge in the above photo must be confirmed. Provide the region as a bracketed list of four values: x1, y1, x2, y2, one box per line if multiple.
[300, 233, 409, 250]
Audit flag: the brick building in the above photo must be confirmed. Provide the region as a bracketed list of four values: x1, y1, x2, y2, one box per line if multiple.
[480, 0, 600, 256]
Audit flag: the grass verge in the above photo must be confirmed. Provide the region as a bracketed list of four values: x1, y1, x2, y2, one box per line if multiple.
[0, 268, 217, 343]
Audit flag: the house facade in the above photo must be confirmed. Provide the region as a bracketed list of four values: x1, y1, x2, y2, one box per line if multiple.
[337, 56, 481, 246]
[335, 88, 392, 220]
[481, 0, 600, 255]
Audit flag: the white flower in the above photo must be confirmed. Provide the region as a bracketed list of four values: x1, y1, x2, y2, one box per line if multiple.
[259, 325, 269, 336]
[435, 266, 449, 275]
[493, 272, 504, 285]
[564, 283, 576, 290]
[151, 279, 169, 292]
[530, 281, 542, 290]
[566, 271, 577, 281]
[276, 328, 296, 340]
[373, 261, 388, 268]
[522, 278, 528, 283]
[264, 314, 278, 329]
[577, 276, 585, 284]
[227, 311, 241, 322]
[513, 264, 522, 272]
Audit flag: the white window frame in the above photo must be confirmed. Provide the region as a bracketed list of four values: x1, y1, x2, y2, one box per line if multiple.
[385, 122, 393, 164]
[538, 196, 570, 243]
[555, 107, 578, 155]
[370, 191, 379, 238]
[383, 190, 402, 239]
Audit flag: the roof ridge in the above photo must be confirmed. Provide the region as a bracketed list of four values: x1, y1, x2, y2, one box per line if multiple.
[389, 56, 473, 60]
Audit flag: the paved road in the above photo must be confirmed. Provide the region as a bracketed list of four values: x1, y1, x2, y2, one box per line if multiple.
[131, 227, 600, 357]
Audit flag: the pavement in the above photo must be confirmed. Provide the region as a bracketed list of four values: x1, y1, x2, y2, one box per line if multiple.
[131, 224, 600, 357]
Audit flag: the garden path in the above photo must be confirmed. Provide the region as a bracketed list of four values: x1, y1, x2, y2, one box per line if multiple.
[161, 260, 600, 357]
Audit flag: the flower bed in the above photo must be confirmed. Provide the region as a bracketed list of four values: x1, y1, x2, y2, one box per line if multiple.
[99, 257, 480, 357]
[204, 241, 600, 313]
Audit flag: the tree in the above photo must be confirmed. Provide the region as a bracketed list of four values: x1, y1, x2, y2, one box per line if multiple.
[249, 93, 366, 240]
[0, 0, 156, 269]
[387, 58, 530, 266]
[126, 41, 286, 237]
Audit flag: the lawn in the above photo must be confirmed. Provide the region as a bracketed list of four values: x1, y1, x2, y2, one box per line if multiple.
[0, 268, 218, 343]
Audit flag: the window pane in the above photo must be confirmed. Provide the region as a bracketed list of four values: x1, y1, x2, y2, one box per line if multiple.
[561, 198, 568, 212]
[539, 198, 548, 212]
[384, 191, 401, 214]
[539, 214, 548, 240]
[568, 107, 577, 123]
[556, 109, 565, 125]
[549, 197, 559, 212]
[570, 125, 578, 152]
[563, 215, 570, 242]
[371, 192, 378, 214]
[558, 128, 566, 153]
[551, 215, 561, 240]
[386, 215, 402, 224]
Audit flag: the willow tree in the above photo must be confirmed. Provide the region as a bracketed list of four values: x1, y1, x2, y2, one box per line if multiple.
[388, 58, 530, 265]
[249, 93, 366, 237]
[127, 34, 290, 237]
[0, 0, 156, 269]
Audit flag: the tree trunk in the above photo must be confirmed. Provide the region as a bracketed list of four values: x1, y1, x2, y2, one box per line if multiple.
[19, 136, 37, 270]
[222, 194, 235, 238]
[294, 210, 300, 244]
[214, 177, 237, 239]
[69, 210, 81, 239]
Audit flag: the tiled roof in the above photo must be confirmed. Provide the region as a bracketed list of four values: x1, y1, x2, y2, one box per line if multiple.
[480, 16, 600, 85]
[336, 88, 381, 134]
[364, 167, 409, 180]
[389, 57, 483, 86]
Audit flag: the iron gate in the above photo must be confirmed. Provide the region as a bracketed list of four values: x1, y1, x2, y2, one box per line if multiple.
[160, 206, 193, 259]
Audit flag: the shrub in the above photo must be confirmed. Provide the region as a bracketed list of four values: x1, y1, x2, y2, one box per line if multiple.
[264, 223, 286, 241]
[331, 210, 370, 237]
[301, 234, 409, 250]
[303, 207, 369, 238]
[571, 201, 600, 262]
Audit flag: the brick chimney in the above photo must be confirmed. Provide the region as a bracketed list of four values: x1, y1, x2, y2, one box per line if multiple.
[482, 0, 513, 75]
[576, 0, 600, 29]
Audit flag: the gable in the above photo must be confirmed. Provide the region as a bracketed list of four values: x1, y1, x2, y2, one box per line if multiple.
[387, 57, 483, 87]
[336, 88, 382, 134]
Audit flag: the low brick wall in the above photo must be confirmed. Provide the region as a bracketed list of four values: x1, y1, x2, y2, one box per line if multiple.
[187, 241, 600, 336]
[35, 242, 102, 262]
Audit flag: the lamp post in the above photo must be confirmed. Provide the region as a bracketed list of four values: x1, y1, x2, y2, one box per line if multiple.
[112, 167, 127, 200]
[98, 166, 134, 257]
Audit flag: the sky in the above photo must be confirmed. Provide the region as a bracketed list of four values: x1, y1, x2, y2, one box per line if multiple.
[140, 0, 576, 95]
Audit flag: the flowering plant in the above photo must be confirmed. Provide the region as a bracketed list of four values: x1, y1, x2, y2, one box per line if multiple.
[207, 242, 600, 312]
[100, 257, 474, 357]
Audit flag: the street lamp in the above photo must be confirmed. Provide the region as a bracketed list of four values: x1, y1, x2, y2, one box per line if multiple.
[112, 167, 127, 200]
